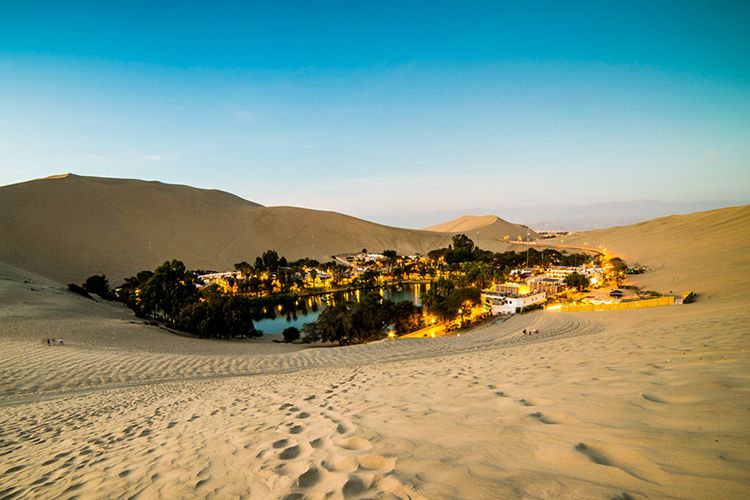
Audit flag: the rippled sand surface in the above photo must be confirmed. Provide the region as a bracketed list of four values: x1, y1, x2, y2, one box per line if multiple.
[1, 206, 749, 498]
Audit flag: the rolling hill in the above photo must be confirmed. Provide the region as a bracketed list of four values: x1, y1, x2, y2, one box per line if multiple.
[0, 174, 492, 284]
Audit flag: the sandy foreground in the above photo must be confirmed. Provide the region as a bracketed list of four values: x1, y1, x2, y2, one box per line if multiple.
[1, 206, 750, 499]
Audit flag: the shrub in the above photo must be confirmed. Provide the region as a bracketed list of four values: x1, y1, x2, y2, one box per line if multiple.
[67, 283, 95, 300]
[84, 274, 112, 299]
[282, 327, 301, 343]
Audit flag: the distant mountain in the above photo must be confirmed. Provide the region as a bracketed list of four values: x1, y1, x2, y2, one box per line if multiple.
[517, 200, 738, 231]
[424, 215, 537, 241]
[1, 174, 487, 284]
[378, 200, 742, 231]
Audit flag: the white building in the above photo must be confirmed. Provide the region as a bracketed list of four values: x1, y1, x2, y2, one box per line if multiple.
[546, 266, 580, 280]
[545, 265, 603, 285]
[198, 271, 241, 284]
[482, 290, 547, 315]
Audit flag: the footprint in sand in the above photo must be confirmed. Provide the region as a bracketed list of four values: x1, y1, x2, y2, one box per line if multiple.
[296, 412, 310, 419]
[297, 465, 320, 488]
[574, 442, 611, 465]
[640, 392, 666, 403]
[529, 412, 557, 425]
[343, 476, 368, 496]
[279, 445, 301, 460]
[272, 439, 289, 449]
[282, 494, 305, 500]
[519, 398, 535, 406]
[612, 493, 636, 500]
[289, 425, 304, 435]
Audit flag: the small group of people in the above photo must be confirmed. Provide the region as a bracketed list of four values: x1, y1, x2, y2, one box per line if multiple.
[522, 329, 540, 336]
[46, 337, 64, 346]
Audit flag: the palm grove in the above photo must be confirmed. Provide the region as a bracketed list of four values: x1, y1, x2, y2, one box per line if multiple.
[71, 234, 593, 344]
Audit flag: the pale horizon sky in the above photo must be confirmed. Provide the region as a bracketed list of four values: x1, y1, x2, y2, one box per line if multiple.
[1, 2, 748, 226]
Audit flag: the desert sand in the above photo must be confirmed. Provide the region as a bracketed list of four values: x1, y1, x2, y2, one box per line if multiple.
[1, 206, 749, 499]
[0, 175, 524, 284]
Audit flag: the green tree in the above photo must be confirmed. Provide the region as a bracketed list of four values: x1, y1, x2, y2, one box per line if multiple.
[358, 269, 380, 288]
[234, 261, 253, 275]
[564, 272, 590, 291]
[450, 234, 476, 262]
[302, 292, 391, 345]
[139, 260, 198, 323]
[384, 300, 422, 335]
[331, 264, 349, 285]
[116, 270, 153, 316]
[423, 279, 480, 323]
[383, 249, 397, 274]
[177, 287, 259, 339]
[262, 250, 280, 271]
[609, 257, 628, 273]
[84, 274, 112, 299]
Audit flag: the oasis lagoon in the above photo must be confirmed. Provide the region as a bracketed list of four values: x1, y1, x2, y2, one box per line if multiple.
[253, 283, 431, 334]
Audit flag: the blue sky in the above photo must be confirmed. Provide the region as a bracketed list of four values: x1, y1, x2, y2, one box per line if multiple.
[1, 1, 748, 226]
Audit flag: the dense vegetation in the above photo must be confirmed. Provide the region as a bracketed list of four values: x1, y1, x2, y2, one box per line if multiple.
[302, 292, 421, 345]
[72, 234, 598, 342]
[422, 278, 482, 324]
[75, 260, 261, 339]
[425, 234, 593, 292]
[232, 250, 349, 295]
[564, 272, 590, 291]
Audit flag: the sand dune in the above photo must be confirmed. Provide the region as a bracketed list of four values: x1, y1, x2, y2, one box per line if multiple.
[1, 206, 749, 498]
[425, 214, 537, 241]
[1, 174, 514, 284]
[550, 204, 750, 301]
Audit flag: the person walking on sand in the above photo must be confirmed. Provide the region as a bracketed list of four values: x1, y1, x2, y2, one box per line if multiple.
[46, 338, 51, 346]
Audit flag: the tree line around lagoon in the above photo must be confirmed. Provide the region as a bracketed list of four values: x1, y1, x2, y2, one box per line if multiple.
[69, 234, 596, 344]
[71, 260, 265, 340]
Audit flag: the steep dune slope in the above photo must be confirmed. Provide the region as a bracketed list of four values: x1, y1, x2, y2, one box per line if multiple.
[554, 204, 750, 302]
[426, 214, 537, 241]
[0, 174, 469, 283]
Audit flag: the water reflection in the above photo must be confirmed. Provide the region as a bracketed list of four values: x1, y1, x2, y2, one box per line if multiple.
[254, 283, 430, 334]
